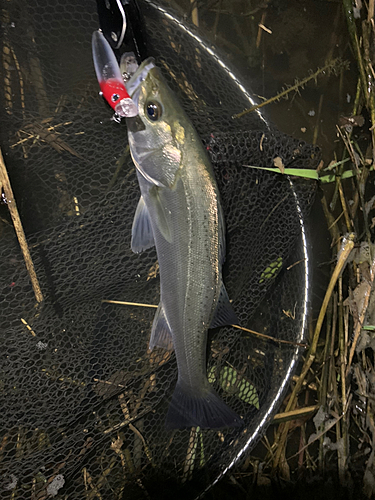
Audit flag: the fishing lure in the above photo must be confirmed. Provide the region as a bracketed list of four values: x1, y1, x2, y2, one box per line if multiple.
[92, 30, 138, 119]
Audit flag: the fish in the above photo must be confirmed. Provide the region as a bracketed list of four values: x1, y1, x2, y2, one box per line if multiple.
[126, 58, 241, 430]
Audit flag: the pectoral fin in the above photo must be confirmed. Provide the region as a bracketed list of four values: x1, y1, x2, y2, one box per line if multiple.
[131, 196, 155, 253]
[149, 185, 173, 243]
[129, 138, 181, 188]
[149, 302, 173, 351]
[210, 281, 239, 329]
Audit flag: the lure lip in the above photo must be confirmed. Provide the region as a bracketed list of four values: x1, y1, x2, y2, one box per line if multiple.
[92, 30, 138, 118]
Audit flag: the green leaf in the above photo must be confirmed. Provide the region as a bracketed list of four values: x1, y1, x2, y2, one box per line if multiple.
[362, 325, 375, 331]
[244, 162, 363, 184]
[319, 169, 356, 183]
[259, 256, 282, 283]
[208, 366, 260, 409]
[207, 366, 216, 384]
[198, 428, 205, 467]
[322, 157, 350, 171]
[244, 165, 319, 180]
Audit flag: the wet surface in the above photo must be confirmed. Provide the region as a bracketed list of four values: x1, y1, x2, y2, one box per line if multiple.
[171, 0, 356, 160]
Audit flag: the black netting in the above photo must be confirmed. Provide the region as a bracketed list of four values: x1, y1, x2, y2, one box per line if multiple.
[0, 0, 319, 498]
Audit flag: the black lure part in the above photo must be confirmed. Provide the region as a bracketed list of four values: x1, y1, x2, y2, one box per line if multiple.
[96, 0, 147, 62]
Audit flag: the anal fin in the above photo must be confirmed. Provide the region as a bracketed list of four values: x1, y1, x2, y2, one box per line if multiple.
[210, 281, 239, 329]
[149, 303, 173, 351]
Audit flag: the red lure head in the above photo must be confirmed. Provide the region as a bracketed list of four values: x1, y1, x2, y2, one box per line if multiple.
[99, 78, 138, 118]
[99, 78, 130, 108]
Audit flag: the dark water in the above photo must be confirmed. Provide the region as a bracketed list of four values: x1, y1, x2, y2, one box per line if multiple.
[173, 0, 355, 155]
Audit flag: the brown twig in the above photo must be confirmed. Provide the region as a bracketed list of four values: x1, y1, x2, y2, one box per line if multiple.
[0, 148, 43, 303]
[102, 299, 307, 347]
[272, 405, 319, 424]
[231, 324, 307, 348]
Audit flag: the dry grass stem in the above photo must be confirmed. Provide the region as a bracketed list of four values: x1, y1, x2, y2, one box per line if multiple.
[272, 234, 355, 469]
[272, 405, 319, 424]
[233, 59, 348, 119]
[102, 299, 158, 308]
[346, 253, 375, 374]
[0, 148, 43, 303]
[102, 299, 307, 347]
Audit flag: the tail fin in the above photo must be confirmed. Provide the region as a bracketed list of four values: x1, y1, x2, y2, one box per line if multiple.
[165, 382, 241, 430]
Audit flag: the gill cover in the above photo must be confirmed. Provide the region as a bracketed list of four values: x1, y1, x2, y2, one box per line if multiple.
[126, 58, 182, 188]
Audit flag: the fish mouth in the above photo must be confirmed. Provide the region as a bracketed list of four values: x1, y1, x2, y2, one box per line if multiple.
[126, 57, 155, 107]
[126, 115, 146, 132]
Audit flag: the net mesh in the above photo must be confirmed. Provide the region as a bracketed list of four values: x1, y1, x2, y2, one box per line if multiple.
[0, 0, 320, 497]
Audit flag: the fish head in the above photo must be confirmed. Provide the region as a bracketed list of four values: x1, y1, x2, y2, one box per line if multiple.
[126, 58, 186, 188]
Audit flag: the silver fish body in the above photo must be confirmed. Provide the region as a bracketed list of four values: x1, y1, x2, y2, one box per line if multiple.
[126, 58, 240, 429]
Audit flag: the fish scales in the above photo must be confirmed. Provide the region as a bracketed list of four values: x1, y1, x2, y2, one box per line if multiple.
[127, 58, 241, 429]
[141, 147, 218, 384]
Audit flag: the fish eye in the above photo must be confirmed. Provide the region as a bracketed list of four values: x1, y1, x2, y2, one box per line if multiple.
[146, 101, 162, 122]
